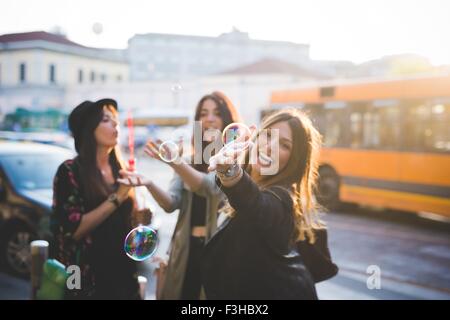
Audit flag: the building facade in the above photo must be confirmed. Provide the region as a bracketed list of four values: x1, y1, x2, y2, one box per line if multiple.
[0, 31, 129, 115]
[128, 28, 311, 81]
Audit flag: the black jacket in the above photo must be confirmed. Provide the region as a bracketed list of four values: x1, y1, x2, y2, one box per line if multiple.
[202, 172, 318, 300]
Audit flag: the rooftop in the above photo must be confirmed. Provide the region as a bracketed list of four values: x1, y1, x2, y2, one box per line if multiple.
[218, 58, 330, 79]
[0, 31, 85, 48]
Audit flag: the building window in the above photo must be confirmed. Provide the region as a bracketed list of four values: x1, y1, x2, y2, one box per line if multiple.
[90, 71, 95, 83]
[117, 75, 122, 82]
[49, 64, 56, 83]
[78, 69, 83, 83]
[19, 63, 26, 83]
[101, 73, 106, 83]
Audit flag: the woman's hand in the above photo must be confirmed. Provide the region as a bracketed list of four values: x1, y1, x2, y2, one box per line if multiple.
[208, 144, 246, 187]
[117, 169, 152, 187]
[208, 125, 256, 174]
[207, 142, 246, 173]
[116, 183, 132, 204]
[144, 138, 183, 165]
[144, 138, 162, 161]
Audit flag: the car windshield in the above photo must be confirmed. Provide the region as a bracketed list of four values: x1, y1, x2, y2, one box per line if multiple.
[0, 150, 72, 190]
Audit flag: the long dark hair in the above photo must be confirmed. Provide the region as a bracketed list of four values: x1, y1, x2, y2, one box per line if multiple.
[75, 105, 128, 209]
[191, 91, 241, 172]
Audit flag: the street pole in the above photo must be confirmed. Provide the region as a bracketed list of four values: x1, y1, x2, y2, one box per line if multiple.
[30, 240, 49, 300]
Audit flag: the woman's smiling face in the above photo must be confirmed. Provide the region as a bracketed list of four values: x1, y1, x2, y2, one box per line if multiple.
[251, 120, 293, 178]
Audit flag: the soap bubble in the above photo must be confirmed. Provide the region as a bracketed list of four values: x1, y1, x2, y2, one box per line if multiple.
[92, 22, 103, 35]
[222, 123, 252, 150]
[158, 140, 180, 163]
[171, 83, 182, 92]
[124, 226, 158, 261]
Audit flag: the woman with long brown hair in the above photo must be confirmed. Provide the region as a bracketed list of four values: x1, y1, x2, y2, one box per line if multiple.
[119, 91, 241, 299]
[203, 108, 323, 299]
[51, 98, 140, 299]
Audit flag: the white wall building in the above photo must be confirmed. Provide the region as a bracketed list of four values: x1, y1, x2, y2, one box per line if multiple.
[0, 31, 129, 115]
[0, 31, 326, 130]
[128, 28, 311, 81]
[65, 59, 327, 126]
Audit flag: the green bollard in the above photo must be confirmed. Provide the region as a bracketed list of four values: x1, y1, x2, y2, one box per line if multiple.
[36, 259, 69, 300]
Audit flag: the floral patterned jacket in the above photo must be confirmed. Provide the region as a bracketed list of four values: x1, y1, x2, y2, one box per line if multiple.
[51, 158, 95, 298]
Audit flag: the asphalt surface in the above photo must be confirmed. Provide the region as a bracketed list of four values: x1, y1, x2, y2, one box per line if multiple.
[1, 157, 449, 300]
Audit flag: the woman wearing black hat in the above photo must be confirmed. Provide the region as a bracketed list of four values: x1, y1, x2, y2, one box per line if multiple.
[51, 98, 140, 299]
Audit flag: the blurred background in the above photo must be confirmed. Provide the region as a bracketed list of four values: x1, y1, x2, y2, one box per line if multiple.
[0, 0, 449, 300]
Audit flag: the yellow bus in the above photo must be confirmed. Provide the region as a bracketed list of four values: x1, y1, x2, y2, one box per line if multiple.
[268, 75, 450, 218]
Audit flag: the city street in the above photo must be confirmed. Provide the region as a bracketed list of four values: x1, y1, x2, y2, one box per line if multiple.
[1, 157, 449, 300]
[1, 0, 450, 304]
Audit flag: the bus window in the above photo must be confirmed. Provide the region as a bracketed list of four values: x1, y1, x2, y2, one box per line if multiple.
[401, 100, 450, 153]
[362, 104, 400, 150]
[320, 86, 335, 98]
[380, 106, 400, 149]
[319, 102, 348, 148]
[363, 111, 379, 148]
[430, 102, 450, 152]
[350, 112, 363, 148]
[323, 109, 345, 147]
[349, 103, 368, 149]
[403, 100, 432, 152]
[304, 103, 324, 133]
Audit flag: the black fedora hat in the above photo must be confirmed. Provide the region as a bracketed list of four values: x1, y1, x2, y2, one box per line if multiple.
[68, 98, 118, 152]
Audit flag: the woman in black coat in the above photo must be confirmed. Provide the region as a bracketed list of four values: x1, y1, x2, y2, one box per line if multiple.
[204, 108, 323, 300]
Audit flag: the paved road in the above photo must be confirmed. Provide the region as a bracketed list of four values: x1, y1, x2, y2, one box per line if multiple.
[1, 157, 449, 300]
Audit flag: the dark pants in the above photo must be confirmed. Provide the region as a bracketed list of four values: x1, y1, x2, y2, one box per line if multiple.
[181, 236, 205, 300]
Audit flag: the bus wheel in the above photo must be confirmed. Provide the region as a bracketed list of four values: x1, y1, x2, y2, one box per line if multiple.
[317, 167, 341, 211]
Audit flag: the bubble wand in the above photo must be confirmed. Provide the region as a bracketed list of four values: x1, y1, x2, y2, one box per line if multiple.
[123, 109, 159, 261]
[127, 109, 135, 172]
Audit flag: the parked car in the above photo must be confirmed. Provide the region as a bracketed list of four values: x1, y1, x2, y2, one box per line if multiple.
[0, 141, 74, 277]
[0, 130, 74, 151]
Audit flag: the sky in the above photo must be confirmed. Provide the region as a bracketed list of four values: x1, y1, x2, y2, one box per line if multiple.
[1, 0, 449, 65]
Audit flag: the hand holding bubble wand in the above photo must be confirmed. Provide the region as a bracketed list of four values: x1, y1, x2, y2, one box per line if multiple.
[120, 110, 159, 261]
[144, 137, 183, 164]
[208, 122, 256, 174]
